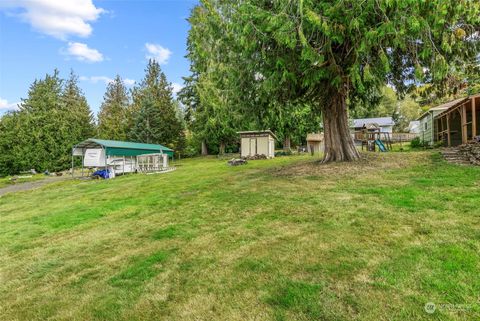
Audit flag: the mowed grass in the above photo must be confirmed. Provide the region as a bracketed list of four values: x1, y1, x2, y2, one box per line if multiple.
[0, 151, 479, 321]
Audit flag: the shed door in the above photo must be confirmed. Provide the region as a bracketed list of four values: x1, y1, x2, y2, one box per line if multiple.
[250, 138, 257, 156]
[269, 140, 274, 157]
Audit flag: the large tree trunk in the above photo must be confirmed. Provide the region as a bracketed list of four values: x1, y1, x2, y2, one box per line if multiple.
[322, 93, 360, 162]
[219, 142, 225, 155]
[201, 140, 208, 156]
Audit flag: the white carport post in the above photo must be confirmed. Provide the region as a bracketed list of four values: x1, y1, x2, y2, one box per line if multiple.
[160, 149, 167, 168]
[71, 147, 75, 178]
[103, 145, 107, 177]
[81, 148, 85, 177]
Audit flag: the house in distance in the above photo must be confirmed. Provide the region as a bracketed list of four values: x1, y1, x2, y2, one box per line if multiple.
[350, 117, 394, 133]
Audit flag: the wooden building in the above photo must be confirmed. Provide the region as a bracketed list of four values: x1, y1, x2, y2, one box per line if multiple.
[306, 133, 324, 155]
[417, 100, 460, 145]
[435, 94, 480, 147]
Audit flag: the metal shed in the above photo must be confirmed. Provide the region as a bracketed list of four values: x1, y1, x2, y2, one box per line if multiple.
[238, 130, 277, 158]
[72, 139, 174, 177]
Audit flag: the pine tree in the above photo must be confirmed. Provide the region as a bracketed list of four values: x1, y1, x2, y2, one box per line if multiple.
[61, 70, 95, 141]
[18, 69, 67, 171]
[130, 59, 185, 151]
[97, 75, 130, 140]
[0, 112, 23, 175]
[130, 95, 161, 144]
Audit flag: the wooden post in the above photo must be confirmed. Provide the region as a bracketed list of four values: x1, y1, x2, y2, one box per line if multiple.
[446, 114, 451, 147]
[439, 118, 441, 142]
[472, 97, 477, 138]
[462, 103, 468, 144]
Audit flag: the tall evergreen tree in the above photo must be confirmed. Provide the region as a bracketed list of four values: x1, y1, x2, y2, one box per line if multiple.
[130, 95, 161, 144]
[62, 70, 95, 141]
[130, 59, 185, 151]
[0, 69, 96, 174]
[180, 4, 252, 155]
[0, 112, 24, 175]
[18, 70, 69, 171]
[97, 75, 130, 140]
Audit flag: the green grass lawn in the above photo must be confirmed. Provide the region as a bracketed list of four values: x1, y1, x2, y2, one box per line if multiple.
[1, 151, 479, 321]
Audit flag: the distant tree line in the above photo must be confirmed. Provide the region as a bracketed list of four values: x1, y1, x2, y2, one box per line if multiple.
[0, 60, 185, 176]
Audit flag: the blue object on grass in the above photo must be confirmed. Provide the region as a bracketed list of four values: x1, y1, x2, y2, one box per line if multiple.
[92, 169, 110, 179]
[374, 139, 387, 152]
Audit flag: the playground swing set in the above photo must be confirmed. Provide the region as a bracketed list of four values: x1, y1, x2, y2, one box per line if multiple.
[354, 125, 393, 152]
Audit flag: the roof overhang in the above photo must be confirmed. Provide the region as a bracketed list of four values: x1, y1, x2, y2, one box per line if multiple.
[351, 117, 394, 128]
[417, 97, 470, 120]
[435, 94, 480, 119]
[238, 130, 278, 141]
[73, 139, 174, 157]
[306, 133, 324, 142]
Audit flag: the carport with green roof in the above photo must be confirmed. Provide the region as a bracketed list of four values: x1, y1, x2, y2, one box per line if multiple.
[72, 139, 174, 176]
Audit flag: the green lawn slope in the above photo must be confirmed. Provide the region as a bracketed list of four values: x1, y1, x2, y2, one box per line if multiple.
[0, 151, 479, 321]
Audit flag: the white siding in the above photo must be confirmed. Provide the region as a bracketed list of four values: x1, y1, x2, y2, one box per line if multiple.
[256, 136, 268, 156]
[419, 111, 444, 145]
[83, 148, 106, 167]
[269, 138, 275, 158]
[240, 135, 275, 158]
[380, 125, 393, 134]
[419, 115, 433, 144]
[241, 138, 250, 157]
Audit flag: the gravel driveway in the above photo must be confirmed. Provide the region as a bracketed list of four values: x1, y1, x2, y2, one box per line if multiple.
[0, 176, 69, 197]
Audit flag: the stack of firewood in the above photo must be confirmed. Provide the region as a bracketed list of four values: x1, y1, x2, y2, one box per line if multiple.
[458, 142, 480, 165]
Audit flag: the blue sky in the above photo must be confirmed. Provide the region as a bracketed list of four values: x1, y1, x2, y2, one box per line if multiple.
[0, 0, 198, 115]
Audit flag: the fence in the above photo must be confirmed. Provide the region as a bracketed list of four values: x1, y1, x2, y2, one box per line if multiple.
[390, 133, 419, 142]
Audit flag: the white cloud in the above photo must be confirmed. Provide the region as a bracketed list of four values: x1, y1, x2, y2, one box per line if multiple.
[89, 76, 112, 84]
[0, 97, 20, 111]
[66, 42, 103, 62]
[171, 82, 183, 95]
[0, 0, 104, 39]
[80, 76, 135, 86]
[124, 78, 136, 86]
[145, 43, 172, 65]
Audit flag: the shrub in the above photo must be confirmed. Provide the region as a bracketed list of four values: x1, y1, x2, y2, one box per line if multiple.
[410, 137, 423, 148]
[275, 150, 293, 157]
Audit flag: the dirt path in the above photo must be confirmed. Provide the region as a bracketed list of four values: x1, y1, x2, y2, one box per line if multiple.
[0, 176, 69, 197]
